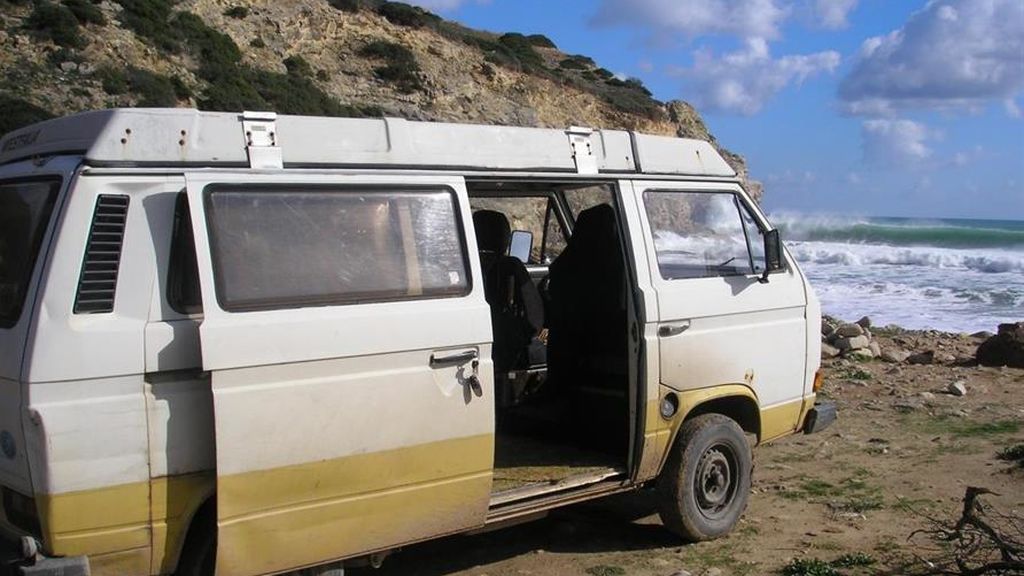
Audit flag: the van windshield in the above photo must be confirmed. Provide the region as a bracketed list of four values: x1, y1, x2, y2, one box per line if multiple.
[0, 179, 60, 328]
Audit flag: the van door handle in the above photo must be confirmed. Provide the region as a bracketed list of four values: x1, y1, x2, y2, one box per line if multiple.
[430, 350, 478, 368]
[659, 321, 691, 338]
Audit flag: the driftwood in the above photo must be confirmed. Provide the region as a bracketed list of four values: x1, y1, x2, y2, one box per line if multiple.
[906, 487, 1023, 575]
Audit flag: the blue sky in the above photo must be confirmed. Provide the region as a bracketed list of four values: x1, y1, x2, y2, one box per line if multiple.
[412, 0, 1023, 220]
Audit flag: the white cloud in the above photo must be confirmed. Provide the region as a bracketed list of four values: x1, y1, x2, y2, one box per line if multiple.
[672, 38, 840, 115]
[860, 119, 934, 166]
[812, 0, 858, 29]
[592, 0, 789, 42]
[839, 0, 1024, 116]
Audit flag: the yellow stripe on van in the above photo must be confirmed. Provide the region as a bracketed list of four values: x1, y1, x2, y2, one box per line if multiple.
[216, 433, 494, 576]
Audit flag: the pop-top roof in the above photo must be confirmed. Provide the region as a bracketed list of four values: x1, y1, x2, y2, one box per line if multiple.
[0, 108, 736, 177]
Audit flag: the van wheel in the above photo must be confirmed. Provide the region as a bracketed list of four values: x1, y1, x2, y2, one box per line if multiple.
[657, 413, 751, 541]
[175, 507, 216, 576]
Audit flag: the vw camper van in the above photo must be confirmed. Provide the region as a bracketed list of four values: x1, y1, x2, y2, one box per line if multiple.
[0, 109, 833, 576]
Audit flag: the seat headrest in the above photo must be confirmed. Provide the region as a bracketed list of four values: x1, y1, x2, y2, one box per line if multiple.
[473, 210, 511, 254]
[571, 203, 617, 250]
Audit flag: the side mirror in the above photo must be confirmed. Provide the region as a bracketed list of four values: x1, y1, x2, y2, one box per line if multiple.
[509, 230, 533, 263]
[759, 229, 784, 284]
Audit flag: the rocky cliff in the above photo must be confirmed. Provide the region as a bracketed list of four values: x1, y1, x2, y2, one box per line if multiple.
[0, 0, 760, 198]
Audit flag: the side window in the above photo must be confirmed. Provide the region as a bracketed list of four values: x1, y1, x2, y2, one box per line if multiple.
[0, 178, 60, 327]
[643, 191, 757, 280]
[168, 193, 202, 315]
[470, 196, 567, 264]
[204, 187, 469, 312]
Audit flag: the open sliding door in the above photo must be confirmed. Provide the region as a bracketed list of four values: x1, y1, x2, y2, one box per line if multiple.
[184, 173, 494, 576]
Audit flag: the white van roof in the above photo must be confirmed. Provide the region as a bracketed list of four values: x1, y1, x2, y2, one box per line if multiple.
[0, 108, 736, 177]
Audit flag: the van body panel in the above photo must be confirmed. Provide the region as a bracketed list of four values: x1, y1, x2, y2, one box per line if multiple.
[183, 173, 494, 576]
[0, 159, 76, 500]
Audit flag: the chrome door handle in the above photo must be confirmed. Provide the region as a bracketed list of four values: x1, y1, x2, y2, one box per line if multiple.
[659, 321, 691, 338]
[430, 350, 478, 368]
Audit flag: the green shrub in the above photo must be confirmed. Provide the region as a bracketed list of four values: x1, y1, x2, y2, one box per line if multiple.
[96, 66, 129, 94]
[283, 55, 314, 78]
[222, 6, 249, 18]
[249, 37, 266, 48]
[327, 0, 363, 12]
[315, 69, 330, 82]
[173, 12, 243, 81]
[62, 0, 106, 25]
[128, 67, 180, 106]
[594, 67, 614, 80]
[497, 33, 545, 70]
[359, 40, 422, 93]
[376, 2, 440, 28]
[559, 57, 590, 70]
[525, 33, 555, 48]
[26, 2, 84, 48]
[0, 95, 54, 136]
[111, 0, 179, 51]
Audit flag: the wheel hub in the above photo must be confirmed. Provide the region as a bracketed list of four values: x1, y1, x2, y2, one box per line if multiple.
[694, 444, 738, 519]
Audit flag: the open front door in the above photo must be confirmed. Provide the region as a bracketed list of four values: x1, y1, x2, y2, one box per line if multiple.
[630, 181, 808, 440]
[184, 173, 494, 576]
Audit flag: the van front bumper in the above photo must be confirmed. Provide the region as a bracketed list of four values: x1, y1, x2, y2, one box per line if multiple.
[1, 535, 89, 576]
[802, 401, 837, 434]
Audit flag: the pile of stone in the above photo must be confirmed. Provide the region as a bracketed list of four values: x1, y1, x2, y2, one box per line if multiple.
[821, 316, 881, 360]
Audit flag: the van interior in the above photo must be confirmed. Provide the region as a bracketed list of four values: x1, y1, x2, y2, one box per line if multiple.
[467, 181, 636, 505]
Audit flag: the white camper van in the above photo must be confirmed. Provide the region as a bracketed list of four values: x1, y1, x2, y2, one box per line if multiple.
[0, 109, 833, 576]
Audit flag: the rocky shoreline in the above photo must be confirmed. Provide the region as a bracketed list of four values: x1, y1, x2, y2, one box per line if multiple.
[821, 316, 1024, 370]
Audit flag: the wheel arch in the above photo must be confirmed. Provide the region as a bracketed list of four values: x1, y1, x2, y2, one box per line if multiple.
[655, 384, 761, 478]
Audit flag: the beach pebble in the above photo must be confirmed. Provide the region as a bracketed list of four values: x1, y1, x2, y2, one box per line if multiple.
[907, 350, 936, 365]
[880, 348, 909, 364]
[948, 381, 967, 397]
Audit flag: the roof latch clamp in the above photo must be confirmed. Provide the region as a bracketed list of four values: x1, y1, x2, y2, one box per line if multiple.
[241, 111, 283, 169]
[566, 126, 598, 175]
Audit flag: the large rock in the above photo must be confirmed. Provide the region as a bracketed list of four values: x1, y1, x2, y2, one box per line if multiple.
[835, 335, 871, 352]
[821, 343, 840, 359]
[976, 322, 1024, 368]
[836, 323, 866, 338]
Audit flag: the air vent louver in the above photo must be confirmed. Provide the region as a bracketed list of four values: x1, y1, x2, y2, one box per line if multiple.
[74, 195, 129, 314]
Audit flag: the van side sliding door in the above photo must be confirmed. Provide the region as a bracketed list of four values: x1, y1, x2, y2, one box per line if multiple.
[183, 173, 494, 576]
[629, 181, 808, 441]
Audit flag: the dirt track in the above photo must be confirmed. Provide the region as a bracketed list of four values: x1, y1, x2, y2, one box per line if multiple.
[352, 329, 1024, 576]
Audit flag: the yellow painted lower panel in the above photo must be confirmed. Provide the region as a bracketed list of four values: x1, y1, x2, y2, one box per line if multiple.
[217, 434, 494, 576]
[89, 546, 151, 576]
[37, 481, 150, 558]
[760, 399, 806, 442]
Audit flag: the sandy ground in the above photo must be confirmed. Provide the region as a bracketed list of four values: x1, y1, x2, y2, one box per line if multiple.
[351, 329, 1024, 576]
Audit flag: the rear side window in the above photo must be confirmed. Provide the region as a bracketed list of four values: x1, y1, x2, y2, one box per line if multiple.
[204, 187, 470, 312]
[0, 179, 60, 328]
[167, 193, 202, 315]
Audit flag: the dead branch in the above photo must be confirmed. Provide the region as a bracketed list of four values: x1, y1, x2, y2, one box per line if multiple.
[905, 486, 1023, 575]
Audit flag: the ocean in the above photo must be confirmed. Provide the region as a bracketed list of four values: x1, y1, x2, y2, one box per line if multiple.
[774, 214, 1024, 334]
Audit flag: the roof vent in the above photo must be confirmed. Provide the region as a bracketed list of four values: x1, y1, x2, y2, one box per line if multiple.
[74, 195, 129, 314]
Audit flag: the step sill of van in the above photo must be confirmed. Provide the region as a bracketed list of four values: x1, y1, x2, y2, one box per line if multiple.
[488, 467, 625, 508]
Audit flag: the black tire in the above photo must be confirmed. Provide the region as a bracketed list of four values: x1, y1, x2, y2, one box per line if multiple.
[175, 505, 216, 576]
[657, 413, 752, 541]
